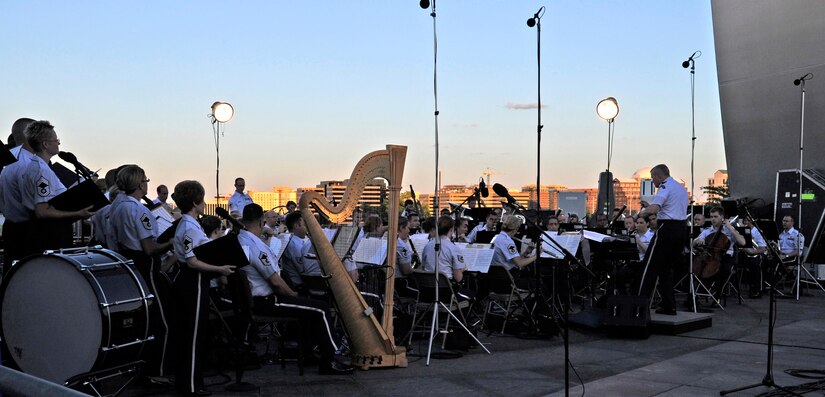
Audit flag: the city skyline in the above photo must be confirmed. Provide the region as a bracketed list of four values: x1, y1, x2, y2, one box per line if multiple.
[2, 2, 725, 197]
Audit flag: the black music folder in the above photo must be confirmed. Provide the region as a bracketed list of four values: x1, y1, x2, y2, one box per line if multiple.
[193, 233, 249, 268]
[48, 179, 110, 212]
[0, 144, 15, 168]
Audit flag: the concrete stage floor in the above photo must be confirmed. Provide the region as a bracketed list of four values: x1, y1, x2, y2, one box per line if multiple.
[124, 288, 825, 397]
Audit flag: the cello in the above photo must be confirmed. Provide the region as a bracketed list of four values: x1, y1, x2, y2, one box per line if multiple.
[692, 216, 737, 279]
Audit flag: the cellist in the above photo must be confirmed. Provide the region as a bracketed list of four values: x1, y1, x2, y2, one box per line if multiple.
[691, 206, 746, 297]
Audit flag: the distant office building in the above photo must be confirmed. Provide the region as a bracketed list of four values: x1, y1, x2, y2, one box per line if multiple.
[521, 184, 568, 210]
[426, 185, 530, 213]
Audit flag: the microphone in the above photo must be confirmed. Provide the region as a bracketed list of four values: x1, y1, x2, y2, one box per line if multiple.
[419, 0, 429, 9]
[215, 206, 245, 232]
[479, 179, 489, 198]
[526, 6, 544, 28]
[492, 183, 522, 207]
[681, 51, 701, 68]
[794, 73, 813, 86]
[58, 151, 93, 179]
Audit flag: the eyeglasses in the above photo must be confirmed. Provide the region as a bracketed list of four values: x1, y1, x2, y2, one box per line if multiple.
[46, 138, 61, 144]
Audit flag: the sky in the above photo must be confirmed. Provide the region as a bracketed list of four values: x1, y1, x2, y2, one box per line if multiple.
[1, 1, 725, 200]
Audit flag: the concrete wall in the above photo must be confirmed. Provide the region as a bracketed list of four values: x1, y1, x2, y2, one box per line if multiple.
[712, 1, 825, 202]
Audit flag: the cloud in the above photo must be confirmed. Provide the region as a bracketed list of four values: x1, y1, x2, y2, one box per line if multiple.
[505, 102, 546, 110]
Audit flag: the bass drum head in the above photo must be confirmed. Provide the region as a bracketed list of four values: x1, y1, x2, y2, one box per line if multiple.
[1, 254, 102, 383]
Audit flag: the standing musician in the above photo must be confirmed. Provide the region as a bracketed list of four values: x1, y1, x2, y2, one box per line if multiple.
[691, 206, 746, 294]
[637, 164, 688, 316]
[237, 204, 353, 375]
[0, 118, 35, 266]
[228, 177, 253, 216]
[22, 120, 95, 256]
[467, 211, 498, 243]
[109, 165, 174, 381]
[170, 180, 235, 396]
[490, 216, 537, 289]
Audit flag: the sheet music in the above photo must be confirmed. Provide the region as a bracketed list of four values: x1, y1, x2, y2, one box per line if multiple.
[582, 230, 616, 243]
[272, 233, 291, 259]
[541, 233, 581, 259]
[454, 243, 495, 273]
[152, 206, 174, 235]
[410, 233, 430, 259]
[353, 237, 388, 266]
[322, 228, 336, 241]
[333, 225, 359, 260]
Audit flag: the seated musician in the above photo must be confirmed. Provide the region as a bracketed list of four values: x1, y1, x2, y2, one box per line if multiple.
[739, 217, 767, 298]
[280, 211, 308, 287]
[635, 215, 654, 261]
[614, 215, 654, 294]
[467, 211, 498, 243]
[691, 206, 746, 292]
[490, 216, 537, 289]
[778, 214, 805, 263]
[422, 216, 467, 284]
[395, 216, 417, 296]
[693, 213, 706, 228]
[544, 216, 560, 235]
[569, 213, 580, 225]
[624, 217, 636, 236]
[238, 204, 353, 375]
[453, 217, 469, 243]
[592, 213, 609, 228]
[407, 211, 422, 234]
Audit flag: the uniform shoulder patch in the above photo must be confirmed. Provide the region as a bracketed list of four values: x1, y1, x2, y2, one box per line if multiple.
[259, 251, 270, 266]
[457, 254, 465, 263]
[183, 236, 193, 253]
[140, 213, 152, 230]
[508, 245, 517, 255]
[37, 176, 50, 197]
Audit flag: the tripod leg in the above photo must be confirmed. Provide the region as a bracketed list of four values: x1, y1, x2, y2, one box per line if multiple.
[438, 302, 491, 354]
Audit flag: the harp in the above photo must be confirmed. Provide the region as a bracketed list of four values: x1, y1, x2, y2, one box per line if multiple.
[298, 145, 408, 369]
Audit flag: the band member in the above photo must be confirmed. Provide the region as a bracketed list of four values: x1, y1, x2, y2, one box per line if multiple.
[692, 213, 706, 228]
[422, 216, 467, 283]
[22, 121, 95, 256]
[692, 206, 746, 291]
[638, 164, 688, 315]
[778, 214, 805, 261]
[396, 216, 417, 296]
[153, 184, 174, 212]
[408, 212, 422, 234]
[0, 118, 35, 266]
[286, 200, 297, 213]
[281, 211, 308, 287]
[171, 180, 235, 396]
[592, 213, 609, 228]
[490, 216, 537, 288]
[740, 217, 767, 298]
[635, 215, 654, 261]
[569, 214, 580, 225]
[109, 165, 174, 380]
[401, 199, 416, 218]
[624, 217, 636, 235]
[454, 218, 469, 242]
[467, 211, 498, 243]
[238, 204, 353, 375]
[545, 216, 560, 235]
[228, 177, 253, 215]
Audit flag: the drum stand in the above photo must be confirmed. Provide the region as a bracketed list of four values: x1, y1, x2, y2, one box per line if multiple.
[64, 361, 144, 397]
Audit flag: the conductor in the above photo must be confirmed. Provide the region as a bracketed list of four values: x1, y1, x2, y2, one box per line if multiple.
[637, 164, 688, 315]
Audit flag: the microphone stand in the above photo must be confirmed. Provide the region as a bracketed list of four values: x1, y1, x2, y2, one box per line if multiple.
[794, 74, 809, 300]
[503, 200, 586, 397]
[528, 7, 545, 213]
[720, 207, 802, 396]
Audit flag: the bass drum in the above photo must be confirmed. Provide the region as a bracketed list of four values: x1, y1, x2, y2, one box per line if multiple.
[0, 248, 154, 384]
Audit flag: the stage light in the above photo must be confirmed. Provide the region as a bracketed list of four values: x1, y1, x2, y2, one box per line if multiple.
[211, 102, 234, 123]
[596, 97, 619, 121]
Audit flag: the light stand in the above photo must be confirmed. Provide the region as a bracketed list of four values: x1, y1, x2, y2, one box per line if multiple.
[527, 6, 545, 212]
[210, 101, 234, 210]
[419, 0, 490, 365]
[596, 97, 619, 218]
[792, 73, 812, 300]
[719, 207, 802, 397]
